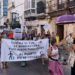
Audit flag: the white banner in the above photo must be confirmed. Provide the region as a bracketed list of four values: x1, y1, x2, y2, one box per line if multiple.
[1, 39, 49, 62]
[13, 28, 22, 40]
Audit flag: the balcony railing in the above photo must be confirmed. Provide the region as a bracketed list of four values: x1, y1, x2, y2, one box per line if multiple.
[48, 0, 75, 13]
[58, 3, 64, 9]
[58, 1, 75, 9]
[47, 0, 75, 17]
[69, 0, 75, 7]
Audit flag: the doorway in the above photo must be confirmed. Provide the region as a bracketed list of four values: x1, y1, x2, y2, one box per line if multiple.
[57, 25, 64, 41]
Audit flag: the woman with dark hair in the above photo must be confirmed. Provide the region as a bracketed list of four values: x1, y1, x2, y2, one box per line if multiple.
[48, 39, 64, 75]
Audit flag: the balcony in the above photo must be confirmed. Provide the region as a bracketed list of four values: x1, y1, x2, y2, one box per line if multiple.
[69, 0, 75, 7]
[58, 3, 64, 10]
[24, 8, 36, 17]
[57, 0, 75, 9]
[48, 0, 75, 17]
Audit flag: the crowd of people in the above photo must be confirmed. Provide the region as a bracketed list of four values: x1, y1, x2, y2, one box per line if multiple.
[48, 33, 75, 75]
[0, 29, 75, 75]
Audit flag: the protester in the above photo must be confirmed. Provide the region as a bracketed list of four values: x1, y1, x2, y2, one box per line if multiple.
[48, 39, 64, 75]
[56, 33, 60, 44]
[67, 44, 75, 75]
[30, 30, 34, 40]
[22, 32, 27, 40]
[8, 31, 13, 39]
[41, 30, 45, 39]
[51, 32, 56, 39]
[32, 29, 37, 40]
[51, 32, 56, 44]
[66, 33, 73, 47]
[27, 31, 31, 40]
[40, 30, 46, 64]
[21, 32, 27, 67]
[45, 30, 51, 45]
[37, 33, 41, 40]
[62, 33, 74, 65]
[1, 31, 8, 39]
[1, 31, 8, 69]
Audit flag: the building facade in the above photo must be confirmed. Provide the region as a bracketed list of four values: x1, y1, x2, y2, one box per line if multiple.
[47, 0, 75, 39]
[24, 0, 47, 33]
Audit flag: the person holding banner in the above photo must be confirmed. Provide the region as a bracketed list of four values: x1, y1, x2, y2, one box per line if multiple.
[13, 30, 27, 67]
[1, 31, 8, 69]
[48, 39, 64, 75]
[8, 31, 13, 39]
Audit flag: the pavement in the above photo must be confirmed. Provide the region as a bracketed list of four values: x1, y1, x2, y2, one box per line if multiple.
[0, 59, 71, 75]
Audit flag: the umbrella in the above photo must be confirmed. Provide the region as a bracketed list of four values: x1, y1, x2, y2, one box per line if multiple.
[56, 15, 75, 25]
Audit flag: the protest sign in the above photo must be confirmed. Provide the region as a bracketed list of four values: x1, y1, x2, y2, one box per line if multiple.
[13, 28, 22, 40]
[1, 39, 49, 62]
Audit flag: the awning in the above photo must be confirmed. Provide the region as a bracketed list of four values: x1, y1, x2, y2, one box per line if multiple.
[56, 15, 75, 25]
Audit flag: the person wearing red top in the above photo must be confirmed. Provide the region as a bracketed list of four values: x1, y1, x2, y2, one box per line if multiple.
[8, 32, 13, 39]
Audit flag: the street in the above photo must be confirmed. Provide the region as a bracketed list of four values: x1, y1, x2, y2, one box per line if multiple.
[0, 59, 71, 75]
[0, 0, 75, 75]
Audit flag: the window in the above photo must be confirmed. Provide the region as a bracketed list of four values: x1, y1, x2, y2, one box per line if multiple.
[3, 0, 8, 16]
[25, 0, 30, 9]
[3, 2, 8, 5]
[31, 0, 35, 8]
[28, 0, 30, 8]
[58, 0, 65, 4]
